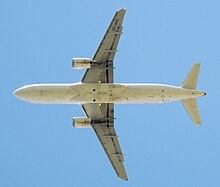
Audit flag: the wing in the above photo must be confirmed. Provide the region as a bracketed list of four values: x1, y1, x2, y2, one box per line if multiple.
[81, 8, 126, 83]
[82, 103, 128, 180]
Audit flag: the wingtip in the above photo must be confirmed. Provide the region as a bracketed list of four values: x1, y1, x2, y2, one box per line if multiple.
[194, 62, 201, 67]
[117, 8, 127, 13]
[120, 177, 128, 181]
[195, 119, 202, 126]
[118, 172, 128, 181]
[117, 171, 128, 181]
[195, 122, 202, 126]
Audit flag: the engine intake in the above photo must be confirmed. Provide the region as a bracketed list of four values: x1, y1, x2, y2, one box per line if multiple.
[72, 58, 98, 69]
[73, 117, 92, 128]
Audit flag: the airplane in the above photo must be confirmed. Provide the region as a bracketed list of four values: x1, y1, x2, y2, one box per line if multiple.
[13, 8, 206, 181]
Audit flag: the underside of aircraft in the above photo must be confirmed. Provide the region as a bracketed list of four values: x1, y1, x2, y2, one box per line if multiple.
[13, 8, 206, 180]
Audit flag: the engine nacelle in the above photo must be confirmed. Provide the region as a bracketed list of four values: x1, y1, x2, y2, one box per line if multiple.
[73, 117, 92, 128]
[72, 58, 98, 69]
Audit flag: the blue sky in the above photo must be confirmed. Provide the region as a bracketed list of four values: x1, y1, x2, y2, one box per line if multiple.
[1, 0, 219, 186]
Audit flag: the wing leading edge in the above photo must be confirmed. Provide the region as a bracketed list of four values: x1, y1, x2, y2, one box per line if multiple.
[82, 103, 128, 180]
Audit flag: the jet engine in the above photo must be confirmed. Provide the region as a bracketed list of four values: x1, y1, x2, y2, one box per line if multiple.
[73, 117, 92, 128]
[72, 58, 98, 69]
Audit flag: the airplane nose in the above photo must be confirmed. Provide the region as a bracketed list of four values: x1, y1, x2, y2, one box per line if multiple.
[13, 88, 21, 97]
[13, 87, 26, 99]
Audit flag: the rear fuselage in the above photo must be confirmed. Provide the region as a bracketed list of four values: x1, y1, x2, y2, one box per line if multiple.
[13, 83, 205, 104]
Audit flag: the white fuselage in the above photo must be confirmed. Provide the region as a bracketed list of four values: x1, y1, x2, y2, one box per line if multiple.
[13, 83, 205, 104]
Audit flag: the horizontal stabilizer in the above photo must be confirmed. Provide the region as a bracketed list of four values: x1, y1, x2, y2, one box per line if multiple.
[181, 98, 201, 125]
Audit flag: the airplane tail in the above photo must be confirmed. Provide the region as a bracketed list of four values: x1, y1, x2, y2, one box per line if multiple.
[181, 63, 201, 125]
[181, 98, 201, 125]
[181, 63, 200, 89]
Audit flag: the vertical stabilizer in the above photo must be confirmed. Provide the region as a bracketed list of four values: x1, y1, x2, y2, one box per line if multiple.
[181, 63, 201, 89]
